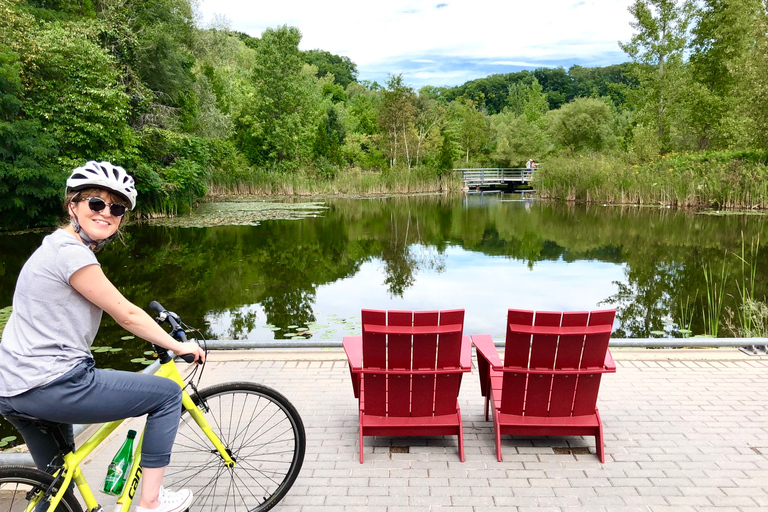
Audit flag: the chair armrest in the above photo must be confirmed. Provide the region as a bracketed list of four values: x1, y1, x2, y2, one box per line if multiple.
[471, 334, 502, 367]
[604, 348, 617, 372]
[343, 336, 363, 372]
[460, 336, 472, 369]
[343, 336, 363, 399]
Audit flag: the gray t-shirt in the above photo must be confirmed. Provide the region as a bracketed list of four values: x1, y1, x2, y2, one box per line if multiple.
[0, 229, 102, 396]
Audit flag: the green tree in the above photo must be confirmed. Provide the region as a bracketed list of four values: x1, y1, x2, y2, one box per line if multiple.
[303, 49, 358, 88]
[491, 78, 551, 165]
[125, 0, 196, 105]
[237, 25, 318, 169]
[413, 91, 446, 167]
[725, 0, 768, 148]
[548, 97, 616, 152]
[449, 100, 490, 164]
[0, 48, 60, 228]
[436, 127, 459, 172]
[620, 0, 695, 152]
[345, 82, 381, 135]
[313, 106, 345, 169]
[379, 74, 417, 169]
[24, 21, 135, 162]
[490, 110, 550, 166]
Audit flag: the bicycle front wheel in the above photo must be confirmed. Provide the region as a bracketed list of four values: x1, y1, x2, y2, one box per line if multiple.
[165, 382, 306, 512]
[0, 466, 82, 512]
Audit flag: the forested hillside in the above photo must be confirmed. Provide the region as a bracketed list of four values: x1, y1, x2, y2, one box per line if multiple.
[1, 0, 767, 229]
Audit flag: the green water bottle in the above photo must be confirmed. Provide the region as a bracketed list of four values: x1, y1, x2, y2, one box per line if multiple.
[102, 429, 136, 495]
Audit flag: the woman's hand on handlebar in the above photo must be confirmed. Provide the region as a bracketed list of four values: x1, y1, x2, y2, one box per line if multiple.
[174, 341, 206, 364]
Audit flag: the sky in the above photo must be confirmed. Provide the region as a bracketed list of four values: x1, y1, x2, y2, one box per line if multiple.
[195, 0, 637, 89]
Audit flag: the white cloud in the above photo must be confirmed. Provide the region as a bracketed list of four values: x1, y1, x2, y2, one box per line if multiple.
[196, 0, 636, 86]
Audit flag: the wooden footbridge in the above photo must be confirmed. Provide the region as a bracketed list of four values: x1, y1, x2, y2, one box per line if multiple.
[454, 168, 534, 188]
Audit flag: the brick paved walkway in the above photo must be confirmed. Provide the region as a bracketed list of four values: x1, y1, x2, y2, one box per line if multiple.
[81, 349, 768, 511]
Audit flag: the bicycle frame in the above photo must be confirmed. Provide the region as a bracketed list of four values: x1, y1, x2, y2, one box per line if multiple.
[36, 358, 235, 512]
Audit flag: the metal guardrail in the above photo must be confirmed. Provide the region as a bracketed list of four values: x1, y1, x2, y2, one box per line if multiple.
[2, 337, 764, 465]
[455, 168, 535, 185]
[204, 338, 766, 350]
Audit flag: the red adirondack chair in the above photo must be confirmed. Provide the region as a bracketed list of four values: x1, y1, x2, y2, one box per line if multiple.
[472, 309, 616, 463]
[343, 309, 471, 463]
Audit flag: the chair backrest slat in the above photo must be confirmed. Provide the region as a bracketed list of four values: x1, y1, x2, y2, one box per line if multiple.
[386, 310, 414, 417]
[500, 308, 615, 419]
[362, 309, 388, 416]
[411, 310, 439, 417]
[549, 312, 589, 416]
[525, 311, 561, 417]
[361, 308, 466, 419]
[434, 309, 464, 416]
[500, 309, 532, 415]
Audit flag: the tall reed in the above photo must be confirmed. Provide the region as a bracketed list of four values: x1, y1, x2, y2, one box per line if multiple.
[676, 293, 697, 337]
[536, 151, 768, 209]
[208, 166, 465, 197]
[701, 259, 728, 337]
[733, 233, 759, 333]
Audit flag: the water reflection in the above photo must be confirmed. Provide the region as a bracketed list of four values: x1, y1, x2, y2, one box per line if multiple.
[5, 194, 768, 446]
[2, 195, 767, 350]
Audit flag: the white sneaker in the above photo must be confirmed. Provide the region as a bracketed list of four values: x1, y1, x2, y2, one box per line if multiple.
[135, 486, 193, 512]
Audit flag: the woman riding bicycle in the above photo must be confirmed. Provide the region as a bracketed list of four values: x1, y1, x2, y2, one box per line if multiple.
[0, 161, 205, 512]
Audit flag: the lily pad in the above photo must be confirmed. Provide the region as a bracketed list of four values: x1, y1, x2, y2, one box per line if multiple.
[94, 347, 112, 353]
[1, 436, 17, 443]
[121, 335, 135, 340]
[131, 358, 146, 363]
[142, 200, 328, 228]
[109, 348, 123, 353]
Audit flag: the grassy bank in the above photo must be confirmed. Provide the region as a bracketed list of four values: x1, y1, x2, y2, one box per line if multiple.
[536, 151, 768, 209]
[207, 166, 465, 197]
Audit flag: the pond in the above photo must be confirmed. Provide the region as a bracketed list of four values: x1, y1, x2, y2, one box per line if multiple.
[1, 193, 767, 446]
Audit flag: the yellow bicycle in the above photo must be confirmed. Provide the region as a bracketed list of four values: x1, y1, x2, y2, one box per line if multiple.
[0, 301, 306, 512]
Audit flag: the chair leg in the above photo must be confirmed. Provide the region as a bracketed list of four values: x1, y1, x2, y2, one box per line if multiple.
[595, 408, 605, 463]
[359, 411, 364, 463]
[457, 408, 465, 462]
[493, 408, 502, 462]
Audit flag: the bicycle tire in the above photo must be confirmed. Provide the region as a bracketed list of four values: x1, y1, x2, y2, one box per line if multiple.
[0, 465, 82, 512]
[164, 382, 306, 512]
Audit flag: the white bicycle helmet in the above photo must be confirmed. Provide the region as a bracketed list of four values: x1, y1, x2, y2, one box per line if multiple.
[66, 161, 137, 210]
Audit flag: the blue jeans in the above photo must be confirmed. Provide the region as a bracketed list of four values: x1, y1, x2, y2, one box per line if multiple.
[0, 359, 182, 470]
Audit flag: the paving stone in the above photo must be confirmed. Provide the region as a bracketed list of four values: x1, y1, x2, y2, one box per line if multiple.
[67, 349, 768, 511]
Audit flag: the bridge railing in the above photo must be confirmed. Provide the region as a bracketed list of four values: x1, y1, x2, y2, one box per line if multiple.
[454, 168, 534, 184]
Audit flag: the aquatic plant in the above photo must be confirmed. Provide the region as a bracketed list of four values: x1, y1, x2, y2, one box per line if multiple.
[701, 259, 728, 337]
[675, 294, 697, 338]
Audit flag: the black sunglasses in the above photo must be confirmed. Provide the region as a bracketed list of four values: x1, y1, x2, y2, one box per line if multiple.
[87, 197, 127, 217]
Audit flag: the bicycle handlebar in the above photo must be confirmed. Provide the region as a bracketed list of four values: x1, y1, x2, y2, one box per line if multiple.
[149, 300, 197, 364]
